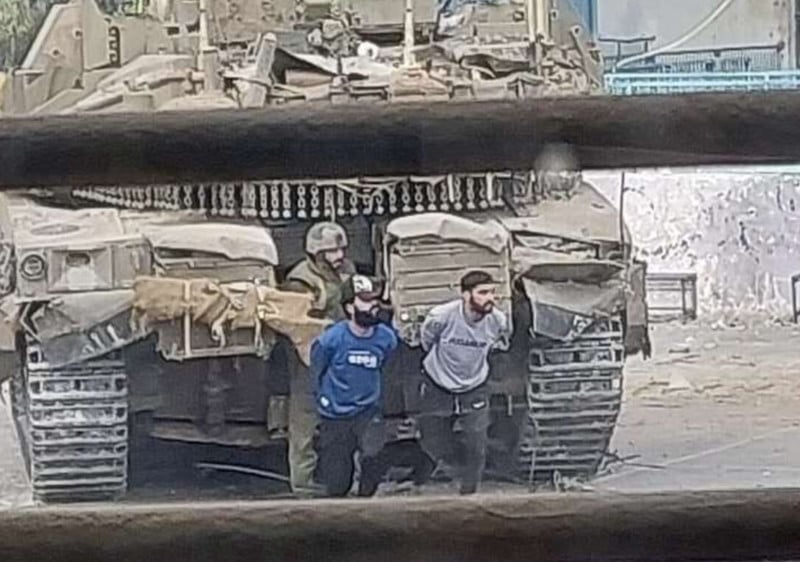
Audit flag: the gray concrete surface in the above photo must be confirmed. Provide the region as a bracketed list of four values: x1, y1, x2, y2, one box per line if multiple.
[1, 321, 799, 506]
[596, 322, 800, 492]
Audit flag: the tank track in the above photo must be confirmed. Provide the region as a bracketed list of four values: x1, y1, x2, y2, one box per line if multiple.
[18, 345, 129, 502]
[518, 316, 624, 484]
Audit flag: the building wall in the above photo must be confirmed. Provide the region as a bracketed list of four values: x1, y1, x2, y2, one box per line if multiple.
[597, 0, 794, 68]
[586, 168, 800, 325]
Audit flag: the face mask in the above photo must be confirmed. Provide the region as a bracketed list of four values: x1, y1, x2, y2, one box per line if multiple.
[354, 307, 381, 327]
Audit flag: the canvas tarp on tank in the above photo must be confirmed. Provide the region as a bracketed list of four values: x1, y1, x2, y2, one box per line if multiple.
[504, 196, 626, 343]
[12, 207, 127, 247]
[132, 277, 328, 364]
[146, 224, 279, 263]
[511, 247, 624, 284]
[505, 183, 629, 342]
[26, 290, 148, 367]
[384, 212, 513, 348]
[385, 212, 509, 252]
[501, 182, 649, 352]
[501, 181, 630, 245]
[520, 277, 625, 342]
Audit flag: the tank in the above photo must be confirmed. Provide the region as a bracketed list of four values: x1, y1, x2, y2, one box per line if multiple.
[0, 0, 651, 502]
[0, 195, 333, 500]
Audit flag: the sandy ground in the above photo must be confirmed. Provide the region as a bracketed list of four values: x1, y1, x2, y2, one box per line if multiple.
[596, 321, 800, 492]
[2, 321, 800, 506]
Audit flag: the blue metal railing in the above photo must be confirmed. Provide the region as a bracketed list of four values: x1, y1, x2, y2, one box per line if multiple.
[599, 42, 784, 73]
[605, 70, 800, 95]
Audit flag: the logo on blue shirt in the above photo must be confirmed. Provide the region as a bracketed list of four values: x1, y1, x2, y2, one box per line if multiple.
[347, 350, 379, 369]
[311, 320, 398, 418]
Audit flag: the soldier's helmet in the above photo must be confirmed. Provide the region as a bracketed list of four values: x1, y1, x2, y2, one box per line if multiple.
[305, 222, 348, 255]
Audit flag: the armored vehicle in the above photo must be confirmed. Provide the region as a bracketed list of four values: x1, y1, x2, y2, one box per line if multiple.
[0, 197, 334, 500]
[0, 0, 650, 502]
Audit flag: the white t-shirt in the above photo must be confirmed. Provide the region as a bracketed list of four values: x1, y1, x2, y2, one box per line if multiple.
[420, 299, 508, 393]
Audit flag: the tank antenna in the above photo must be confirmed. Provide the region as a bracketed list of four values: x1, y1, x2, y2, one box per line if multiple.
[525, 0, 536, 53]
[402, 0, 416, 68]
[197, 0, 210, 70]
[527, 0, 549, 73]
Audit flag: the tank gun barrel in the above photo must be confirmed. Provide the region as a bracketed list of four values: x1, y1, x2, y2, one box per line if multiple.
[0, 91, 797, 189]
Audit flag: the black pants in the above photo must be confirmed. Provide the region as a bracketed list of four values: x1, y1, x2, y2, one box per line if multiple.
[417, 378, 490, 495]
[356, 433, 437, 497]
[318, 408, 386, 497]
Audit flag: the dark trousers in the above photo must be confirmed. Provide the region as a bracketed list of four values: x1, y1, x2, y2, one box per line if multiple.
[356, 432, 437, 497]
[318, 408, 386, 497]
[417, 378, 490, 495]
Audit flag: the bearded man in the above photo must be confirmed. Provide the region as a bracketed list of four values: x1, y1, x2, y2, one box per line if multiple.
[310, 274, 398, 497]
[418, 270, 509, 495]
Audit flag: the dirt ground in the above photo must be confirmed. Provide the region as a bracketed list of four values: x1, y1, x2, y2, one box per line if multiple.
[595, 321, 800, 492]
[2, 321, 800, 506]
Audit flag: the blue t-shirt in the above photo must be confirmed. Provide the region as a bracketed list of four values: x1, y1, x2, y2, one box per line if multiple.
[310, 321, 398, 419]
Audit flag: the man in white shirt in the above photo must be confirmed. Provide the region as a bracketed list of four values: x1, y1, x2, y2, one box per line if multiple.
[419, 270, 508, 494]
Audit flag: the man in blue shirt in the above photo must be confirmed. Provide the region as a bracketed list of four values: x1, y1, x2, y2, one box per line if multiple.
[310, 274, 398, 497]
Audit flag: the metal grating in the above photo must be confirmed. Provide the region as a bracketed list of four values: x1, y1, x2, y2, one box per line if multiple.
[23, 348, 129, 502]
[518, 316, 623, 483]
[606, 70, 800, 95]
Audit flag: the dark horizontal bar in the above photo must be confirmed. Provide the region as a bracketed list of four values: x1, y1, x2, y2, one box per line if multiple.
[1, 91, 799, 189]
[3, 489, 800, 562]
[598, 35, 657, 44]
[647, 273, 698, 280]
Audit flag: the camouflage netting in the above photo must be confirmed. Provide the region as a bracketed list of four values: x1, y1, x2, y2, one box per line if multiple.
[588, 169, 800, 325]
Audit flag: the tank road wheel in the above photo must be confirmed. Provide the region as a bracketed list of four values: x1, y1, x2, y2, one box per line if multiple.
[517, 316, 625, 485]
[24, 344, 129, 503]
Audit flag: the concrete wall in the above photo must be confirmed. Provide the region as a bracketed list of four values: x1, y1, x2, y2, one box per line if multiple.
[585, 168, 800, 325]
[598, 0, 794, 68]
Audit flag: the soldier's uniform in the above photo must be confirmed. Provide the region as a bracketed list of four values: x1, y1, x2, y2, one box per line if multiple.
[282, 222, 354, 493]
[284, 259, 354, 322]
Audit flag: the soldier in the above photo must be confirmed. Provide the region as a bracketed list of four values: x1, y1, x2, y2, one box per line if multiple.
[282, 221, 356, 494]
[418, 270, 509, 495]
